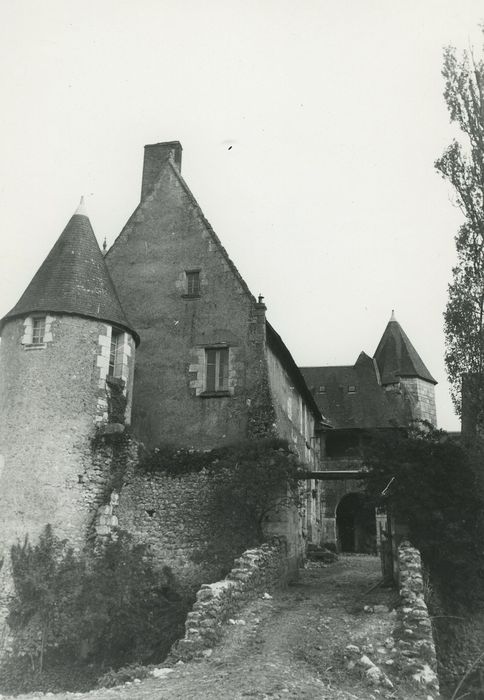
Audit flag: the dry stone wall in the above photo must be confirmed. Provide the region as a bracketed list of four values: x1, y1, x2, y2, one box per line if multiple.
[395, 540, 439, 696]
[171, 538, 288, 660]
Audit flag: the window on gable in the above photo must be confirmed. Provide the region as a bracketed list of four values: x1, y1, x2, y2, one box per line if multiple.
[318, 385, 326, 394]
[186, 270, 201, 296]
[108, 329, 123, 377]
[32, 317, 46, 344]
[205, 347, 229, 393]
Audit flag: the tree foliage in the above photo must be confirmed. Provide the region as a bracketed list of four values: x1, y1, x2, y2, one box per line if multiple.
[363, 424, 484, 607]
[205, 438, 305, 542]
[435, 46, 484, 417]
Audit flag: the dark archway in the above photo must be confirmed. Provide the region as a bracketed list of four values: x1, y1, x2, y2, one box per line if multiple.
[336, 493, 376, 553]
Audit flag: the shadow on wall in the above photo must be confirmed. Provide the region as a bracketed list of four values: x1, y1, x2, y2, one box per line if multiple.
[336, 492, 376, 554]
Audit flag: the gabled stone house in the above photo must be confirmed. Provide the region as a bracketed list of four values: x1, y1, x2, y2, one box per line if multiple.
[105, 141, 326, 467]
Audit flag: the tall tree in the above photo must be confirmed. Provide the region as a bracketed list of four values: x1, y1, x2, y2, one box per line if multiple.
[435, 46, 484, 429]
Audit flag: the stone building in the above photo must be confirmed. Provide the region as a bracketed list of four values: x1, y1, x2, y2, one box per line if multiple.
[0, 141, 438, 623]
[105, 141, 325, 468]
[0, 142, 329, 623]
[300, 311, 437, 553]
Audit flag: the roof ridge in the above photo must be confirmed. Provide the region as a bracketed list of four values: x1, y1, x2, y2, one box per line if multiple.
[165, 159, 256, 304]
[106, 158, 258, 308]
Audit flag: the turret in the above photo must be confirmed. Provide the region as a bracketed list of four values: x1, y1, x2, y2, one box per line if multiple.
[373, 311, 437, 426]
[0, 199, 138, 558]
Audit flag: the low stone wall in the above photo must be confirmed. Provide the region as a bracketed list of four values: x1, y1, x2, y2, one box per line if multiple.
[395, 540, 439, 696]
[171, 537, 289, 660]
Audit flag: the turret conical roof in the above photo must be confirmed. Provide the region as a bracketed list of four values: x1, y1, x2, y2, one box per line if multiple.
[374, 312, 436, 385]
[1, 199, 139, 344]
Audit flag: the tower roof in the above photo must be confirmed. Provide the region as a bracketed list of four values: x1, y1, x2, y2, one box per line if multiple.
[374, 312, 436, 385]
[1, 199, 139, 344]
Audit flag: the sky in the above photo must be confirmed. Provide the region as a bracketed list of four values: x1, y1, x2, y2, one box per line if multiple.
[1, 1, 483, 430]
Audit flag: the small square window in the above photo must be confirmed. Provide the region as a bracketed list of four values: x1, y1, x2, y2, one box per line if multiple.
[205, 347, 229, 392]
[348, 385, 356, 394]
[32, 317, 46, 344]
[186, 270, 200, 296]
[318, 385, 326, 394]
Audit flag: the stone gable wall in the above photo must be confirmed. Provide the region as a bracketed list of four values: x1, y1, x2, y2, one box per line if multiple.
[105, 161, 263, 450]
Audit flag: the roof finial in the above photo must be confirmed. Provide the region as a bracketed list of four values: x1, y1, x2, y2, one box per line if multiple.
[75, 196, 88, 217]
[102, 237, 107, 254]
[390, 309, 397, 322]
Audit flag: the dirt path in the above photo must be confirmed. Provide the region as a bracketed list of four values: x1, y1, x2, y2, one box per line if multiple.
[6, 555, 410, 700]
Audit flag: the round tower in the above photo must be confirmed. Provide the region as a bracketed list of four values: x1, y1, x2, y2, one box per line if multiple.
[0, 199, 139, 562]
[373, 311, 437, 426]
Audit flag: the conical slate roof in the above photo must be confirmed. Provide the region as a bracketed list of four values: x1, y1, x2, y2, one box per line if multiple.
[374, 312, 436, 385]
[1, 199, 139, 344]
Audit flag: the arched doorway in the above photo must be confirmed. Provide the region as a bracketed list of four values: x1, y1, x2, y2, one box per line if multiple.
[336, 493, 376, 553]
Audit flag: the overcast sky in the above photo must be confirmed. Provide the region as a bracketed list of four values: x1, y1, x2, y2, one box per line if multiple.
[1, 1, 483, 430]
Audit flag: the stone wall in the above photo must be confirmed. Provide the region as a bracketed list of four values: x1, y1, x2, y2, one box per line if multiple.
[171, 538, 289, 660]
[395, 540, 439, 695]
[0, 315, 114, 555]
[115, 468, 254, 594]
[266, 345, 318, 467]
[400, 378, 437, 426]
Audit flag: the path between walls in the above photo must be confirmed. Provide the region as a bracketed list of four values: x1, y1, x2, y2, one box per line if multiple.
[4, 556, 435, 700]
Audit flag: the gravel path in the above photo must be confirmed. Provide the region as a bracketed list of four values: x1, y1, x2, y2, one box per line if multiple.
[5, 555, 409, 700]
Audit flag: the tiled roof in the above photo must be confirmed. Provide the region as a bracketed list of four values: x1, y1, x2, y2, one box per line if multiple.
[300, 352, 412, 429]
[1, 203, 139, 343]
[374, 317, 436, 385]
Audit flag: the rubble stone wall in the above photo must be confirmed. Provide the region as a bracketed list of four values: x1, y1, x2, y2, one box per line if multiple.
[171, 538, 289, 660]
[395, 540, 439, 695]
[115, 469, 253, 594]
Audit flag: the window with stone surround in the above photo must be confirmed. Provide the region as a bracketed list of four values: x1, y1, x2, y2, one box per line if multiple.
[21, 314, 54, 348]
[205, 347, 229, 393]
[32, 317, 46, 344]
[185, 270, 201, 297]
[108, 329, 124, 378]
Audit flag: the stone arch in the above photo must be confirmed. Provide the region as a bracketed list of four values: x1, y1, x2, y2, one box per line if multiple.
[336, 492, 376, 554]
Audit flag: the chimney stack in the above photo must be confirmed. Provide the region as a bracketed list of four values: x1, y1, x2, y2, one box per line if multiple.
[141, 141, 182, 201]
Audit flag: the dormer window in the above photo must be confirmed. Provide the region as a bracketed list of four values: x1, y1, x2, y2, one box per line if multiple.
[32, 317, 46, 345]
[186, 270, 200, 297]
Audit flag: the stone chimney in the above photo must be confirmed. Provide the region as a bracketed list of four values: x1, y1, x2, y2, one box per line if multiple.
[141, 141, 182, 201]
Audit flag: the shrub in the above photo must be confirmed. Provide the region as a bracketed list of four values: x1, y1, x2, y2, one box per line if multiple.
[363, 423, 484, 608]
[2, 526, 189, 693]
